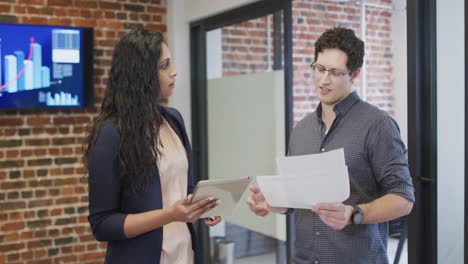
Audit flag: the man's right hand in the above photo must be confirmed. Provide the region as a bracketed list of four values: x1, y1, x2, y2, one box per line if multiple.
[246, 186, 271, 217]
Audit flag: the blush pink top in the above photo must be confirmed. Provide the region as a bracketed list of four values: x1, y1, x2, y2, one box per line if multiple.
[157, 119, 194, 264]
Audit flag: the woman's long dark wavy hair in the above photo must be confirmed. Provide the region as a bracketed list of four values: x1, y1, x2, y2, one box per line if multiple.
[83, 29, 165, 193]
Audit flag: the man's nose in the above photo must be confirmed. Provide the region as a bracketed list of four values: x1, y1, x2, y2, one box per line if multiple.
[319, 71, 332, 84]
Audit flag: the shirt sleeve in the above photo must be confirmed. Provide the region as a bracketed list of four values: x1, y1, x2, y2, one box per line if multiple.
[87, 121, 128, 242]
[366, 114, 415, 202]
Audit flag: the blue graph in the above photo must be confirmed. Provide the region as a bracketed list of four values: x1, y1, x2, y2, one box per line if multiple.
[0, 37, 52, 93]
[0, 24, 86, 109]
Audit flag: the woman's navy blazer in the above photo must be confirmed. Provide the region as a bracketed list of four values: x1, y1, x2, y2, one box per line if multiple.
[87, 106, 202, 264]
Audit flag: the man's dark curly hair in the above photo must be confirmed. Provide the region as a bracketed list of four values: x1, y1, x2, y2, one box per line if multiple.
[83, 29, 165, 193]
[314, 27, 365, 74]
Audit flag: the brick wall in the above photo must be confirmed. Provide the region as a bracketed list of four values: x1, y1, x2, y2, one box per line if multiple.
[222, 0, 395, 123]
[0, 1, 166, 263]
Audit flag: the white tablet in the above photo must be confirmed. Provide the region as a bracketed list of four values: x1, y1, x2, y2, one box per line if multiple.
[190, 177, 252, 218]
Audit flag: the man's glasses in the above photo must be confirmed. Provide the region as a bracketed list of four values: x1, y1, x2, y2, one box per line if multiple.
[310, 62, 350, 78]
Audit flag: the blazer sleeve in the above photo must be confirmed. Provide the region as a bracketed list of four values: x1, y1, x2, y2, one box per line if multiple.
[87, 121, 128, 242]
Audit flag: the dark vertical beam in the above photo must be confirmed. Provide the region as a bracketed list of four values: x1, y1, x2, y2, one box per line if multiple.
[83, 27, 94, 108]
[273, 10, 283, 70]
[407, 0, 438, 263]
[283, 0, 295, 263]
[190, 24, 211, 264]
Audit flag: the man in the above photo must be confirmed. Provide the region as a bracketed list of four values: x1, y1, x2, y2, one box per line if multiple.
[247, 27, 414, 264]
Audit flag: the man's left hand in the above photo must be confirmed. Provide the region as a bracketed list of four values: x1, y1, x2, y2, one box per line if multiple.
[311, 203, 354, 230]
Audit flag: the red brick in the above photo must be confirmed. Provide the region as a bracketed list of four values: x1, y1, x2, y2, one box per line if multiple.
[73, 18, 98, 28]
[61, 187, 75, 196]
[0, 118, 22, 126]
[0, 4, 11, 12]
[1, 222, 25, 232]
[7, 253, 20, 262]
[50, 208, 62, 216]
[20, 231, 33, 240]
[18, 0, 46, 4]
[48, 0, 71, 6]
[34, 249, 47, 258]
[100, 1, 121, 10]
[1, 181, 26, 189]
[21, 17, 48, 24]
[48, 18, 72, 26]
[0, 243, 24, 253]
[21, 250, 34, 260]
[76, 0, 97, 8]
[6, 150, 19, 158]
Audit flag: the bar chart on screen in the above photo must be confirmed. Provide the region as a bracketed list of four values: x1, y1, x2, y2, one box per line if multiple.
[0, 23, 90, 109]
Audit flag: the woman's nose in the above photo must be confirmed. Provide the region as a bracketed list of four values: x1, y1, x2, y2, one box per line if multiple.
[171, 65, 177, 78]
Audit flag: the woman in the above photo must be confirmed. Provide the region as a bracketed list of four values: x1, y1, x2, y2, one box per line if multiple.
[83, 29, 221, 264]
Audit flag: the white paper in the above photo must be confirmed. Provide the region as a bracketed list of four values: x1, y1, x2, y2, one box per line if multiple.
[256, 149, 350, 209]
[277, 148, 346, 177]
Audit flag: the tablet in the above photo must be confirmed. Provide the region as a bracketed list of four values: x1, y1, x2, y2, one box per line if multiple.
[190, 177, 252, 218]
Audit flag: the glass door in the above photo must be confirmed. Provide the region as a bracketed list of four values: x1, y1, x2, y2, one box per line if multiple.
[190, 1, 293, 263]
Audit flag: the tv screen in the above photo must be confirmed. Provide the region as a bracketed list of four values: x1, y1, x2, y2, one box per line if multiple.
[0, 24, 93, 109]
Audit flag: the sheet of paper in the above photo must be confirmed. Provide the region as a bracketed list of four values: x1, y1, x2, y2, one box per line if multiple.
[277, 148, 346, 177]
[256, 166, 349, 209]
[256, 149, 349, 209]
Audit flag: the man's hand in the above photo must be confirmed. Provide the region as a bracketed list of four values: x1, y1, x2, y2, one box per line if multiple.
[246, 186, 270, 217]
[311, 203, 354, 230]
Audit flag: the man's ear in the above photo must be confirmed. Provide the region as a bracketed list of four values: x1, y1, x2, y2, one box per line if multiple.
[350, 68, 361, 84]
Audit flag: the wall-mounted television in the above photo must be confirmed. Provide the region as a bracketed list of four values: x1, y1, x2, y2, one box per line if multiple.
[0, 24, 93, 110]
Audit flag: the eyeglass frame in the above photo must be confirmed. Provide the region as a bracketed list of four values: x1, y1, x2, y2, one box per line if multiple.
[310, 62, 352, 78]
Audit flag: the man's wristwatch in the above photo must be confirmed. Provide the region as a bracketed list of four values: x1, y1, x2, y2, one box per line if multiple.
[351, 205, 364, 225]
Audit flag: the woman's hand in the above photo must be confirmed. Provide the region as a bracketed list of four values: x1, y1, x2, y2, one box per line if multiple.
[204, 216, 222, 226]
[168, 195, 218, 223]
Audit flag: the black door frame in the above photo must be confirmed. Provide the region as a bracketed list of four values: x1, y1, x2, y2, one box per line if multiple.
[407, 0, 438, 263]
[190, 0, 438, 263]
[189, 1, 293, 263]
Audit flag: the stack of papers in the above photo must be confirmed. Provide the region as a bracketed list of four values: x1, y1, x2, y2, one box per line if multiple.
[256, 149, 350, 209]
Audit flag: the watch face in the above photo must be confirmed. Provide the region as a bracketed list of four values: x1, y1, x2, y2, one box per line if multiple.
[353, 212, 363, 224]
[352, 206, 364, 225]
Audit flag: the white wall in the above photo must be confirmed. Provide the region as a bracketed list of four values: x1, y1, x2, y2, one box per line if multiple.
[184, 0, 258, 23]
[167, 0, 260, 138]
[206, 29, 223, 80]
[391, 0, 408, 146]
[166, 0, 192, 136]
[437, 0, 465, 263]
